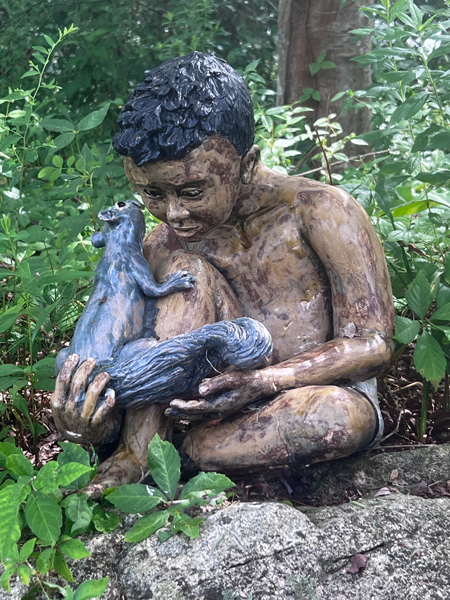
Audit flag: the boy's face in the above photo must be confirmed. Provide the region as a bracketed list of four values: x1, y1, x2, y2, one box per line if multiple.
[124, 136, 242, 242]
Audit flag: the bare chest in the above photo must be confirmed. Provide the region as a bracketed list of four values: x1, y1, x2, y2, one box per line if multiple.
[193, 205, 333, 362]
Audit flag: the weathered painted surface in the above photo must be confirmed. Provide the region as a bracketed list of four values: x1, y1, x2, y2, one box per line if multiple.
[52, 53, 394, 494]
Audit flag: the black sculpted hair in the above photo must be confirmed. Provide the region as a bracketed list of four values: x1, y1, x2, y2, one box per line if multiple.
[112, 52, 255, 167]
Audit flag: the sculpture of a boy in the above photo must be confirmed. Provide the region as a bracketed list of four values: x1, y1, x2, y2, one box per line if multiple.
[52, 52, 394, 494]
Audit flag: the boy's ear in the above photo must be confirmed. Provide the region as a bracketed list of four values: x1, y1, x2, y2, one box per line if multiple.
[240, 145, 260, 185]
[91, 232, 106, 248]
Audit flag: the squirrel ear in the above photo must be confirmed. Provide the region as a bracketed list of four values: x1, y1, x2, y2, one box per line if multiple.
[91, 232, 106, 248]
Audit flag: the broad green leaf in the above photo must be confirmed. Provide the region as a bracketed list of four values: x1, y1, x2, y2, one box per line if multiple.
[170, 513, 204, 539]
[431, 303, 450, 322]
[19, 538, 36, 562]
[92, 505, 120, 533]
[0, 365, 23, 377]
[394, 316, 420, 344]
[36, 547, 55, 574]
[53, 132, 75, 149]
[6, 454, 34, 477]
[0, 564, 17, 592]
[416, 171, 450, 186]
[158, 529, 173, 543]
[124, 510, 169, 543]
[108, 484, 164, 513]
[17, 564, 33, 586]
[0, 484, 23, 560]
[40, 118, 74, 132]
[59, 538, 91, 560]
[25, 491, 62, 544]
[428, 42, 450, 61]
[390, 93, 429, 125]
[77, 104, 109, 132]
[413, 331, 446, 385]
[33, 461, 59, 493]
[0, 442, 22, 469]
[57, 462, 93, 487]
[0, 305, 25, 335]
[57, 442, 92, 490]
[179, 472, 235, 500]
[74, 577, 109, 600]
[405, 271, 431, 320]
[147, 434, 180, 500]
[61, 493, 93, 534]
[54, 550, 74, 582]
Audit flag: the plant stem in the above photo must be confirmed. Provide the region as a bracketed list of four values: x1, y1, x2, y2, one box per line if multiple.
[418, 379, 431, 442]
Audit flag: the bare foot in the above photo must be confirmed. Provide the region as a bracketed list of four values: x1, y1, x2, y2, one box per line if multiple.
[84, 448, 143, 499]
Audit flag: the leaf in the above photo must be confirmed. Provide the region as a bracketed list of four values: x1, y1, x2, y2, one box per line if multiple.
[25, 491, 62, 544]
[92, 505, 120, 533]
[57, 442, 92, 490]
[0, 365, 24, 377]
[40, 118, 75, 133]
[57, 462, 93, 487]
[147, 434, 180, 500]
[158, 529, 173, 543]
[413, 332, 446, 385]
[74, 577, 109, 600]
[171, 513, 204, 539]
[107, 484, 164, 514]
[390, 93, 429, 125]
[0, 484, 23, 560]
[0, 305, 25, 335]
[405, 271, 431, 320]
[179, 472, 235, 500]
[431, 304, 450, 322]
[19, 538, 36, 562]
[54, 132, 76, 149]
[54, 550, 74, 582]
[0, 564, 17, 592]
[0, 442, 22, 469]
[17, 563, 32, 587]
[6, 454, 34, 477]
[428, 42, 450, 61]
[59, 538, 91, 560]
[61, 493, 93, 534]
[416, 171, 450, 186]
[394, 316, 420, 344]
[77, 104, 109, 132]
[124, 510, 169, 543]
[33, 461, 59, 493]
[36, 547, 55, 574]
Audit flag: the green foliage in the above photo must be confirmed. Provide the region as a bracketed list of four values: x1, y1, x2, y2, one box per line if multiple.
[0, 0, 277, 120]
[0, 27, 132, 448]
[335, 0, 450, 439]
[0, 439, 112, 598]
[107, 434, 235, 543]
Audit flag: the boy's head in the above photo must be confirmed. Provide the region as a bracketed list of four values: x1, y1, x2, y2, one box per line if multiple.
[112, 52, 255, 167]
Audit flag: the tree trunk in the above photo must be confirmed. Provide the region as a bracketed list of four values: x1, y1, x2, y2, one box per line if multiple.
[277, 0, 373, 137]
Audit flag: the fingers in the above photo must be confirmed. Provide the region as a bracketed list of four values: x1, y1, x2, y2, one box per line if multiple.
[82, 372, 111, 419]
[91, 388, 116, 426]
[65, 358, 96, 418]
[199, 372, 243, 396]
[52, 354, 80, 410]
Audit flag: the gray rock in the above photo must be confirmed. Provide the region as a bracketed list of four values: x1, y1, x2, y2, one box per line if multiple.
[3, 447, 450, 600]
[296, 444, 450, 505]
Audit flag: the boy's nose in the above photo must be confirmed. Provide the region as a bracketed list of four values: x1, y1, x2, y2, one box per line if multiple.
[166, 197, 190, 222]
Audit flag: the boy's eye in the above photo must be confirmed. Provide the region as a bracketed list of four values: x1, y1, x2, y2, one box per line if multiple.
[181, 189, 202, 198]
[143, 189, 163, 199]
